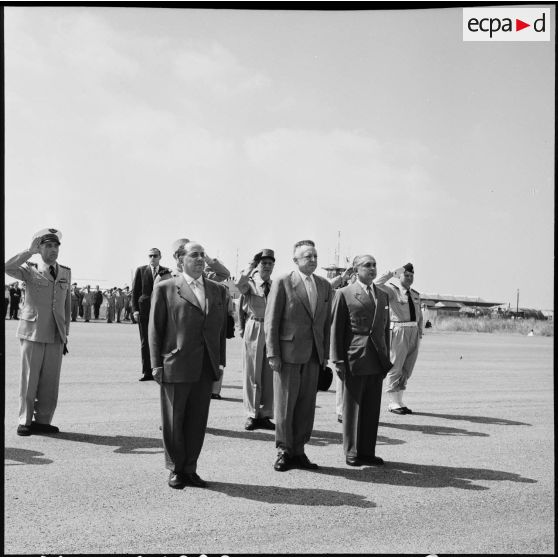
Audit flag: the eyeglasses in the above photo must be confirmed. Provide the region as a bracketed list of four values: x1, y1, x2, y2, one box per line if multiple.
[148, 254, 160, 258]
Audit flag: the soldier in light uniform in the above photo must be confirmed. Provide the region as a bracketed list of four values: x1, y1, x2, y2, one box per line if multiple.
[235, 249, 276, 431]
[4, 228, 71, 436]
[375, 263, 423, 414]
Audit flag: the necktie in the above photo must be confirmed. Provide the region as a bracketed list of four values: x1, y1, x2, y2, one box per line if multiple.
[192, 280, 205, 310]
[152, 266, 157, 280]
[49, 265, 57, 280]
[366, 285, 375, 304]
[263, 281, 270, 298]
[407, 289, 416, 321]
[306, 276, 317, 315]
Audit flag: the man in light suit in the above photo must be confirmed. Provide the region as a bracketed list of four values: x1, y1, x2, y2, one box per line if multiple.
[149, 241, 228, 489]
[265, 240, 333, 472]
[5, 228, 71, 436]
[132, 248, 170, 381]
[331, 255, 392, 466]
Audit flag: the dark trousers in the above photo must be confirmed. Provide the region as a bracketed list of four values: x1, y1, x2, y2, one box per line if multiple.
[160, 353, 214, 474]
[93, 302, 101, 320]
[343, 373, 383, 458]
[10, 300, 20, 319]
[273, 351, 320, 457]
[137, 309, 151, 375]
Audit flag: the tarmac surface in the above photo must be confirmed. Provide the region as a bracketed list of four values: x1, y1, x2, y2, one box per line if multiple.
[3, 319, 555, 555]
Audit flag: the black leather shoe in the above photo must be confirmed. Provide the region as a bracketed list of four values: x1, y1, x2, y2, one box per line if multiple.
[274, 453, 292, 472]
[183, 472, 208, 488]
[139, 375, 154, 382]
[17, 425, 31, 436]
[31, 422, 59, 433]
[389, 407, 406, 415]
[402, 407, 413, 414]
[359, 455, 385, 466]
[294, 453, 319, 470]
[211, 393, 222, 400]
[168, 472, 187, 489]
[244, 417, 257, 431]
[346, 456, 362, 467]
[258, 417, 276, 430]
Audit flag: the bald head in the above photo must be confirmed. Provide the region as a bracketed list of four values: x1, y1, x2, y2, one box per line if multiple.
[181, 241, 206, 279]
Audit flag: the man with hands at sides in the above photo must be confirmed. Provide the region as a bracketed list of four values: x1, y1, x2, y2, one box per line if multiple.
[148, 241, 228, 490]
[330, 255, 392, 466]
[265, 240, 333, 472]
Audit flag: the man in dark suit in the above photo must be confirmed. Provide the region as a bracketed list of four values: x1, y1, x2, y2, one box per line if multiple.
[330, 255, 392, 467]
[149, 241, 228, 489]
[132, 248, 169, 381]
[265, 240, 333, 472]
[93, 285, 103, 320]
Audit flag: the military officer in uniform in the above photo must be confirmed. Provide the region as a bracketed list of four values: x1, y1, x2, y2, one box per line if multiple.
[5, 228, 71, 436]
[235, 249, 276, 431]
[81, 285, 95, 322]
[375, 263, 423, 414]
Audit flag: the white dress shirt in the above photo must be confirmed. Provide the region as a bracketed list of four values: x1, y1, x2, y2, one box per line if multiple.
[183, 272, 205, 310]
[297, 269, 317, 315]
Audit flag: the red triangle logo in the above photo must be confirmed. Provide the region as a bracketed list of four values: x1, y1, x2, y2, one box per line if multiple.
[516, 19, 530, 31]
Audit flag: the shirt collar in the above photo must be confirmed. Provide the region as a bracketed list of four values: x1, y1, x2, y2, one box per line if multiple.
[297, 269, 315, 284]
[38, 261, 57, 274]
[357, 280, 375, 295]
[183, 271, 202, 285]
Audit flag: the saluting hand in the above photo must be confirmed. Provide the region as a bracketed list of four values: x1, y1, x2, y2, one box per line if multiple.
[28, 237, 41, 255]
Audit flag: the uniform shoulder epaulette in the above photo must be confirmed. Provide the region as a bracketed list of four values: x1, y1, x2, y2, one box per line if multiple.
[410, 287, 420, 295]
[59, 264, 71, 270]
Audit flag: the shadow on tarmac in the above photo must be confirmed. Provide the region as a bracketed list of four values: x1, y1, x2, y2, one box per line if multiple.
[5, 447, 53, 465]
[206, 427, 405, 447]
[206, 481, 376, 508]
[43, 432, 164, 454]
[214, 396, 243, 403]
[411, 412, 532, 426]
[379, 421, 488, 437]
[314, 461, 537, 491]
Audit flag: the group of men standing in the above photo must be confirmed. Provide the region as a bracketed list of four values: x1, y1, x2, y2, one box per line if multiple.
[5, 228, 423, 491]
[69, 284, 135, 323]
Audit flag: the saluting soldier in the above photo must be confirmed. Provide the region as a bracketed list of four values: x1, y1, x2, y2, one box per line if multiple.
[375, 263, 423, 414]
[4, 228, 71, 436]
[81, 285, 95, 322]
[235, 249, 276, 431]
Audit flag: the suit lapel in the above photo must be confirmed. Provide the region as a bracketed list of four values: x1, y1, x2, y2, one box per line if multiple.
[291, 271, 313, 319]
[175, 275, 203, 311]
[353, 283, 377, 323]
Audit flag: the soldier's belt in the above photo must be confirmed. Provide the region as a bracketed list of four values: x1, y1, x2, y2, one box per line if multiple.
[392, 321, 418, 327]
[248, 316, 265, 322]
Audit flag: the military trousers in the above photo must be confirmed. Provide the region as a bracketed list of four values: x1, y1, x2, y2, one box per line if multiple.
[385, 325, 420, 392]
[274, 350, 320, 457]
[19, 338, 64, 426]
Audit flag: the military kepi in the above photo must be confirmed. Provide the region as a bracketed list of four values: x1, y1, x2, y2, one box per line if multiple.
[33, 228, 62, 245]
[255, 248, 275, 262]
[403, 262, 414, 273]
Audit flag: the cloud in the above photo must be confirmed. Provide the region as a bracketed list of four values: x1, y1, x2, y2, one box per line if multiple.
[173, 43, 270, 98]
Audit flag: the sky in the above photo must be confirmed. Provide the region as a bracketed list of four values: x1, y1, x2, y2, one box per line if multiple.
[3, 6, 555, 309]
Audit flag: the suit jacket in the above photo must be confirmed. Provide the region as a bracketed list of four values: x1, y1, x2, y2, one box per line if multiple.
[330, 282, 392, 375]
[132, 265, 170, 314]
[5, 252, 71, 344]
[148, 275, 228, 383]
[264, 271, 333, 365]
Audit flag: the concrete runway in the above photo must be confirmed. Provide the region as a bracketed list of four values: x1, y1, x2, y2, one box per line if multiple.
[3, 319, 554, 555]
